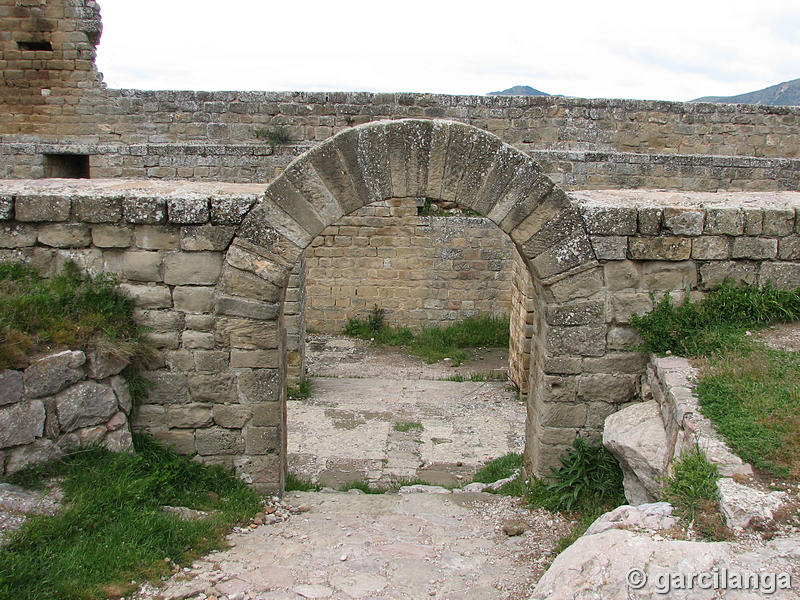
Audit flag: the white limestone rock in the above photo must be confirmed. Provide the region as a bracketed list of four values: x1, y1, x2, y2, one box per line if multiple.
[603, 400, 669, 504]
[717, 477, 788, 530]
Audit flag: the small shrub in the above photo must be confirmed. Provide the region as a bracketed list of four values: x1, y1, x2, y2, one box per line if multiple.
[366, 304, 385, 332]
[528, 437, 626, 513]
[254, 125, 291, 147]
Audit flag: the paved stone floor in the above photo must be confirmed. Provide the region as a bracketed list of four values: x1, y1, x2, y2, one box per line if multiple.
[137, 490, 572, 600]
[288, 336, 526, 487]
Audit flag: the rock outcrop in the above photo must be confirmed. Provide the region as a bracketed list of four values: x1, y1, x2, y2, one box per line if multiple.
[532, 503, 800, 599]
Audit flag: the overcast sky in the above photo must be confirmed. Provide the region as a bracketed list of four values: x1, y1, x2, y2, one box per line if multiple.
[94, 0, 800, 102]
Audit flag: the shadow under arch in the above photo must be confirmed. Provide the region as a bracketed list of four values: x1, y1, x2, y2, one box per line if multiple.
[222, 119, 603, 493]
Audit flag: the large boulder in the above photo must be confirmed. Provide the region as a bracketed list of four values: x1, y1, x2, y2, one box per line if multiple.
[603, 400, 669, 504]
[532, 528, 800, 599]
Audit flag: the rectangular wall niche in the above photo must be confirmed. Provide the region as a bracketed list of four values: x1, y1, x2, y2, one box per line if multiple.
[44, 154, 90, 179]
[17, 40, 53, 51]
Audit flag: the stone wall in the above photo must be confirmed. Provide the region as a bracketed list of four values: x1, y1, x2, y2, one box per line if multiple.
[3, 0, 800, 192]
[2, 124, 800, 488]
[302, 198, 513, 334]
[0, 349, 133, 476]
[0, 179, 283, 489]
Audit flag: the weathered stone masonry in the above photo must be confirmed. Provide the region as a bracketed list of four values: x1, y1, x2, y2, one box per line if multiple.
[3, 1, 800, 192]
[3, 0, 800, 492]
[2, 121, 800, 492]
[302, 198, 514, 334]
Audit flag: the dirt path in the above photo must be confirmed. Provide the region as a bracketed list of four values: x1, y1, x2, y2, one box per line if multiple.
[289, 336, 525, 486]
[135, 490, 572, 600]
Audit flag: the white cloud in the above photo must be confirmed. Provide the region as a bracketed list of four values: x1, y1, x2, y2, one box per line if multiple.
[95, 0, 800, 101]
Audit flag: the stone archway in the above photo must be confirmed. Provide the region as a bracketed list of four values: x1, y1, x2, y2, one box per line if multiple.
[221, 119, 604, 493]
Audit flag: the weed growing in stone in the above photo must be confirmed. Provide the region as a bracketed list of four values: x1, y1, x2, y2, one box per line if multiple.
[0, 434, 261, 600]
[393, 421, 423, 433]
[472, 453, 523, 484]
[344, 312, 509, 365]
[441, 371, 507, 382]
[631, 281, 800, 357]
[527, 438, 626, 514]
[254, 125, 291, 147]
[661, 446, 727, 540]
[696, 345, 800, 478]
[285, 472, 321, 492]
[287, 378, 312, 400]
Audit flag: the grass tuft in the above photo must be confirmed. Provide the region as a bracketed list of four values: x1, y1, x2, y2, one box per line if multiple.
[287, 378, 312, 400]
[661, 447, 727, 540]
[0, 434, 261, 600]
[285, 472, 321, 492]
[472, 453, 523, 484]
[392, 421, 423, 433]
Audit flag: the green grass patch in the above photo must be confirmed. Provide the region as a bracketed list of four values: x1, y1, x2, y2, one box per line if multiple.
[285, 472, 321, 492]
[630, 281, 800, 357]
[696, 345, 800, 478]
[472, 453, 523, 484]
[0, 260, 153, 371]
[393, 421, 423, 433]
[344, 309, 509, 365]
[0, 434, 261, 600]
[661, 447, 727, 539]
[287, 378, 312, 400]
[632, 281, 800, 481]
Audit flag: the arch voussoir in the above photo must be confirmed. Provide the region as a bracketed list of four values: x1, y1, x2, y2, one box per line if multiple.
[283, 160, 346, 227]
[384, 119, 434, 199]
[472, 145, 532, 218]
[306, 142, 366, 216]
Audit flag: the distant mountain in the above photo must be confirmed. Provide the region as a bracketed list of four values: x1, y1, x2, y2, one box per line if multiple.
[487, 85, 549, 97]
[692, 77, 800, 106]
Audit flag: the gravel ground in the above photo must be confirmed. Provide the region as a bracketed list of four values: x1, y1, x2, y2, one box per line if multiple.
[129, 490, 573, 600]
